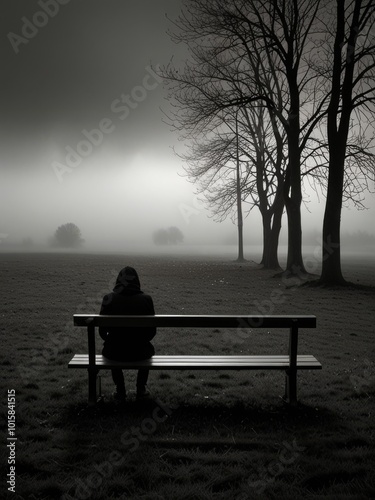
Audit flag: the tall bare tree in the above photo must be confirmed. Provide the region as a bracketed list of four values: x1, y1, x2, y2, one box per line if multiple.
[162, 0, 374, 279]
[179, 118, 251, 261]
[163, 0, 324, 275]
[241, 106, 287, 269]
[319, 0, 375, 284]
[176, 98, 287, 268]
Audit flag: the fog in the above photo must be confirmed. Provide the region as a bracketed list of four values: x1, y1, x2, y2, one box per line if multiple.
[1, 0, 374, 256]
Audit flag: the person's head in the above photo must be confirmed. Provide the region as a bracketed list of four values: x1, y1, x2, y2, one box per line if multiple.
[113, 266, 141, 294]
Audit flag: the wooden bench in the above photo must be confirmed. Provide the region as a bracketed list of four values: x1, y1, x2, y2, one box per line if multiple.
[69, 314, 321, 406]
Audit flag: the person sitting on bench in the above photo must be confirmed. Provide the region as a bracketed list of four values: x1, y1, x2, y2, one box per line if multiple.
[99, 266, 156, 401]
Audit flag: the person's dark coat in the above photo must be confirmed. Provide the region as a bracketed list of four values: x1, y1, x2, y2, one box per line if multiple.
[99, 266, 156, 360]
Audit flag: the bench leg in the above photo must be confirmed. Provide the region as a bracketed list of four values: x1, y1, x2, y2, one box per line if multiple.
[88, 368, 98, 406]
[284, 370, 297, 406]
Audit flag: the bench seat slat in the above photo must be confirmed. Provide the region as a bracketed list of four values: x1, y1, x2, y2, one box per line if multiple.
[69, 354, 322, 370]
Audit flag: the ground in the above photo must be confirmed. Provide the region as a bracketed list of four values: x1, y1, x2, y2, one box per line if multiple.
[0, 250, 374, 499]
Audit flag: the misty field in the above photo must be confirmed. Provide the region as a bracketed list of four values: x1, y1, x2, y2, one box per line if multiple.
[1, 251, 375, 500]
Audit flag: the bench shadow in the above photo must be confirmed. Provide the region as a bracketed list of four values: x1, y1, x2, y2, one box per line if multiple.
[59, 395, 371, 500]
[61, 396, 338, 439]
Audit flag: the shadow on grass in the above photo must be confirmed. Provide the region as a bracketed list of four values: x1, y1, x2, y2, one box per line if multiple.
[60, 396, 339, 442]
[300, 279, 375, 292]
[24, 397, 373, 500]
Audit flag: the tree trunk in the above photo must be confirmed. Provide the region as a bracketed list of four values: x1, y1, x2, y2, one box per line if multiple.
[260, 214, 271, 267]
[283, 75, 306, 277]
[261, 225, 282, 269]
[236, 113, 245, 262]
[285, 197, 305, 275]
[283, 143, 306, 276]
[260, 195, 283, 270]
[319, 0, 361, 286]
[268, 198, 283, 270]
[320, 147, 346, 285]
[237, 219, 245, 262]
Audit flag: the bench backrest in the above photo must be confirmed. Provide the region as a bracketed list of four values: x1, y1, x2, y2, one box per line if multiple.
[74, 314, 316, 371]
[73, 314, 316, 329]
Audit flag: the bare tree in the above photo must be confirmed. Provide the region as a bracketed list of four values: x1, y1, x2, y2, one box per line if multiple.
[241, 105, 287, 269]
[231, 0, 325, 276]
[184, 134, 248, 261]
[162, 0, 323, 275]
[318, 0, 375, 284]
[179, 102, 287, 268]
[162, 0, 374, 279]
[162, 1, 290, 268]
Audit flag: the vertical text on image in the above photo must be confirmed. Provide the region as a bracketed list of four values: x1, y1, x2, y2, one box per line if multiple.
[7, 389, 17, 493]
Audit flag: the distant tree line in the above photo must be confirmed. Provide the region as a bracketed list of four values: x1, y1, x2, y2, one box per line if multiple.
[153, 226, 184, 245]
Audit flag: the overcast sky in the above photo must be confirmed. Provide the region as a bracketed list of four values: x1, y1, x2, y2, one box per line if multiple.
[1, 0, 374, 252]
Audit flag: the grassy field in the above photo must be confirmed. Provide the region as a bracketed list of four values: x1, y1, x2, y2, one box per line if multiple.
[1, 251, 375, 500]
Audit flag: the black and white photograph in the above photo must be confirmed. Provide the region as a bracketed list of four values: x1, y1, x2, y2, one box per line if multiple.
[1, 1, 375, 499]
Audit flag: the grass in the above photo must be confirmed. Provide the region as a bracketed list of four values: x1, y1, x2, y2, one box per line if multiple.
[1, 251, 375, 499]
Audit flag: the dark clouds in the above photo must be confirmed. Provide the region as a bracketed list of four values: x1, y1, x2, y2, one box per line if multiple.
[1, 0, 183, 156]
[0, 0, 210, 247]
[1, 1, 372, 247]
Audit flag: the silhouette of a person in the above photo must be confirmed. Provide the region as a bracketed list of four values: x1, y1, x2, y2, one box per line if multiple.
[99, 266, 156, 401]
